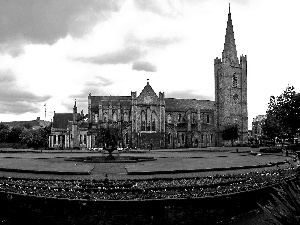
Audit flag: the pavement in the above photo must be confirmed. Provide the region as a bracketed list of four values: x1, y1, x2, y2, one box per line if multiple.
[0, 147, 294, 180]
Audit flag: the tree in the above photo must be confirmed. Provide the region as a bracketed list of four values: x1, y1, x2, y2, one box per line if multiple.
[7, 126, 24, 147]
[0, 123, 9, 143]
[262, 86, 300, 142]
[20, 128, 49, 150]
[222, 124, 239, 146]
[96, 126, 121, 159]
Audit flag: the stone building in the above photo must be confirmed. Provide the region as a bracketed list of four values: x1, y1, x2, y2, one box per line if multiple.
[252, 115, 266, 139]
[49, 6, 248, 149]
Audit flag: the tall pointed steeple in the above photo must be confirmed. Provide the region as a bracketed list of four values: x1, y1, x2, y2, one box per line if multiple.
[222, 3, 238, 64]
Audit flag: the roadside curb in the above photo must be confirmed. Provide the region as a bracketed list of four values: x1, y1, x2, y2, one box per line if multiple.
[0, 167, 93, 175]
[126, 161, 287, 175]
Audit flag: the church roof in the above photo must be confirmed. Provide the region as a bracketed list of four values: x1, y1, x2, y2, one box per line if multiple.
[52, 113, 73, 129]
[165, 98, 214, 112]
[90, 96, 132, 108]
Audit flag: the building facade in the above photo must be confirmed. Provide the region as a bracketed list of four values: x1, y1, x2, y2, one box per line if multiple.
[49, 6, 248, 149]
[252, 115, 266, 139]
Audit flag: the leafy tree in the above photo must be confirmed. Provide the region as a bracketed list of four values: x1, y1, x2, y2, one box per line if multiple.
[7, 126, 23, 145]
[20, 128, 49, 149]
[0, 123, 9, 143]
[222, 124, 239, 146]
[96, 126, 121, 159]
[262, 86, 300, 142]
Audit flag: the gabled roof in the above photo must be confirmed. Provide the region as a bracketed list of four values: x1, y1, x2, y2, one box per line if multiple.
[165, 98, 214, 112]
[52, 113, 73, 129]
[137, 81, 159, 105]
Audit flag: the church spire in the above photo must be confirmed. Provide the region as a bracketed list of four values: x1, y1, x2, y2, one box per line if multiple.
[222, 3, 238, 63]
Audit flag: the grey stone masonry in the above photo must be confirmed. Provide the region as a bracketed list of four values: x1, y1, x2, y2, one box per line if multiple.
[214, 5, 248, 146]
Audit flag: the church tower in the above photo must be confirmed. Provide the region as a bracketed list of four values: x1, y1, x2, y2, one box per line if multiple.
[214, 4, 248, 146]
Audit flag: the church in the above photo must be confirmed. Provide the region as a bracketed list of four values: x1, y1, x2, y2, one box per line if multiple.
[48, 6, 248, 150]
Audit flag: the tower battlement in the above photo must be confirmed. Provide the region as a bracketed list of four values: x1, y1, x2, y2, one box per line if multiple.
[214, 57, 222, 65]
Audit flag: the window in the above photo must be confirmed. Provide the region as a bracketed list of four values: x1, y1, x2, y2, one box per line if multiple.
[112, 112, 117, 122]
[123, 112, 129, 122]
[168, 133, 171, 144]
[167, 114, 172, 124]
[178, 114, 181, 123]
[207, 114, 210, 124]
[151, 111, 157, 131]
[125, 133, 129, 144]
[103, 112, 108, 122]
[232, 74, 237, 87]
[141, 111, 146, 131]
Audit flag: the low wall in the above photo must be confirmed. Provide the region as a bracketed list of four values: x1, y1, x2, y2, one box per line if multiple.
[0, 182, 281, 225]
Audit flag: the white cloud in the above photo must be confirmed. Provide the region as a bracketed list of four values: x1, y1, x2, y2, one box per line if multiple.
[0, 0, 299, 130]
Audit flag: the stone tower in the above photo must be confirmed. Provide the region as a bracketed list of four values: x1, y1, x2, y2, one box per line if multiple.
[214, 4, 248, 146]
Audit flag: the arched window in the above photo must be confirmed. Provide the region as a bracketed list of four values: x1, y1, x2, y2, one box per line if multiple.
[146, 108, 151, 131]
[123, 112, 129, 122]
[167, 114, 172, 124]
[168, 133, 171, 144]
[141, 111, 146, 131]
[151, 111, 157, 131]
[103, 112, 108, 122]
[206, 114, 210, 124]
[232, 74, 237, 88]
[112, 112, 117, 122]
[178, 114, 181, 123]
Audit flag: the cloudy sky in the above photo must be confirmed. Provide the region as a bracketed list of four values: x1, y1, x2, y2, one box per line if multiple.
[0, 0, 299, 129]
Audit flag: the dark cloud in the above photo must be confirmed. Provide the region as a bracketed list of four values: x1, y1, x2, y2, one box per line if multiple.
[0, 70, 51, 114]
[0, 0, 123, 48]
[132, 61, 157, 72]
[76, 46, 144, 65]
[0, 101, 42, 115]
[75, 34, 182, 66]
[166, 90, 213, 100]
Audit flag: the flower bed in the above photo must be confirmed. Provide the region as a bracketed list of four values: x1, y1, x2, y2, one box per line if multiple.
[0, 167, 296, 201]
